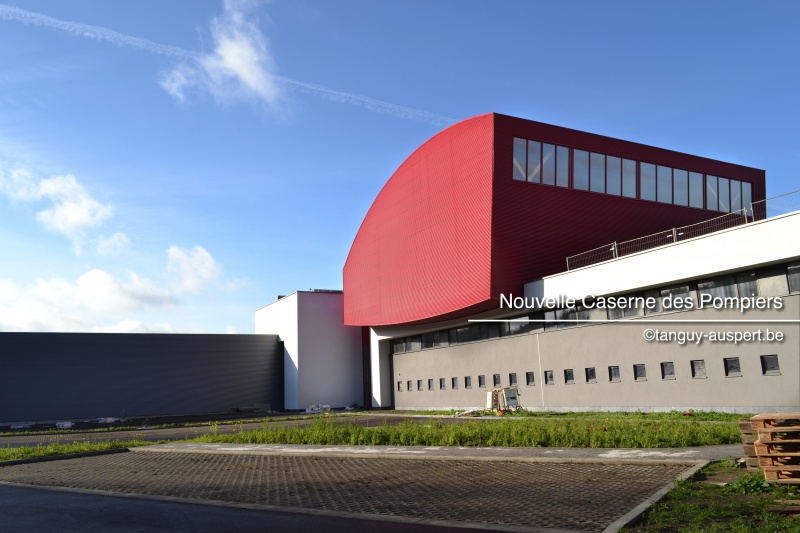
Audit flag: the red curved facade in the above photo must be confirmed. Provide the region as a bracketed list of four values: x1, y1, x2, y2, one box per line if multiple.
[344, 113, 766, 326]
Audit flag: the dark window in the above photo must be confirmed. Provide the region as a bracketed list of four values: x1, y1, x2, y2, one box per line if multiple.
[392, 338, 405, 354]
[608, 366, 621, 382]
[422, 333, 434, 349]
[417, 380, 423, 391]
[428, 379, 434, 391]
[451, 377, 458, 390]
[640, 163, 656, 201]
[525, 372, 535, 386]
[564, 369, 575, 384]
[544, 370, 554, 385]
[736, 271, 758, 298]
[465, 376, 472, 389]
[760, 355, 780, 375]
[479, 322, 500, 340]
[439, 378, 446, 390]
[501, 315, 532, 336]
[661, 362, 676, 380]
[512, 138, 527, 181]
[788, 264, 800, 293]
[407, 380, 412, 392]
[493, 374, 501, 387]
[434, 330, 449, 348]
[691, 360, 706, 378]
[724, 357, 741, 377]
[608, 294, 641, 319]
[698, 276, 737, 300]
[509, 373, 517, 386]
[397, 381, 402, 392]
[573, 150, 589, 190]
[585, 367, 597, 383]
[633, 364, 647, 381]
[406, 336, 421, 352]
[478, 375, 486, 388]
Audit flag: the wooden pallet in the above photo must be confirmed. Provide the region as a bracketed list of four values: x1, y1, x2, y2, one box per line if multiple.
[757, 427, 800, 441]
[763, 466, 800, 484]
[755, 441, 800, 455]
[759, 454, 800, 467]
[750, 413, 800, 430]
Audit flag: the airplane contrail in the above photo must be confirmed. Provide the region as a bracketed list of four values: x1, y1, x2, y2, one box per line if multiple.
[0, 3, 455, 127]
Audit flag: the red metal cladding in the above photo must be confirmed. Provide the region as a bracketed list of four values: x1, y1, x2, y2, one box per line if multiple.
[344, 114, 495, 326]
[344, 113, 766, 326]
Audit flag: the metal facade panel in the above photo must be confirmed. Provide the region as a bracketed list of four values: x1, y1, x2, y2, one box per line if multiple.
[344, 114, 495, 326]
[0, 333, 283, 423]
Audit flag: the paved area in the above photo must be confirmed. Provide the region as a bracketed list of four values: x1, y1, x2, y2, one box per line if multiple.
[0, 446, 705, 532]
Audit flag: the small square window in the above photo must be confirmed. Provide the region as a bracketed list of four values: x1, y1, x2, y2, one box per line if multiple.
[564, 369, 575, 384]
[465, 376, 472, 389]
[439, 378, 446, 390]
[544, 370, 554, 385]
[761, 355, 780, 375]
[428, 379, 434, 391]
[724, 357, 741, 377]
[478, 375, 486, 388]
[509, 373, 517, 386]
[493, 374, 501, 387]
[585, 367, 596, 383]
[397, 381, 402, 392]
[417, 380, 423, 391]
[525, 372, 535, 386]
[690, 360, 706, 378]
[407, 380, 412, 392]
[633, 364, 647, 381]
[608, 366, 621, 382]
[661, 362, 676, 380]
[451, 377, 458, 390]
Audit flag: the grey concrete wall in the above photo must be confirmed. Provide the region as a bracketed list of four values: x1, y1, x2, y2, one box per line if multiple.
[393, 295, 800, 413]
[0, 333, 283, 423]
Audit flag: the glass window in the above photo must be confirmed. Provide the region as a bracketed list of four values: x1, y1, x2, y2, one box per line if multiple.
[608, 295, 641, 319]
[718, 177, 730, 212]
[422, 333, 434, 349]
[556, 146, 570, 187]
[542, 143, 556, 185]
[606, 156, 621, 196]
[608, 366, 621, 382]
[573, 150, 589, 190]
[501, 316, 532, 336]
[585, 367, 597, 383]
[673, 169, 688, 206]
[742, 182, 753, 216]
[788, 264, 800, 293]
[544, 370, 554, 385]
[509, 373, 517, 386]
[527, 140, 541, 183]
[428, 379, 434, 391]
[465, 376, 472, 388]
[478, 375, 486, 388]
[706, 175, 718, 210]
[564, 369, 575, 384]
[407, 336, 421, 352]
[691, 360, 706, 378]
[622, 159, 637, 198]
[590, 152, 605, 193]
[434, 330, 449, 348]
[513, 138, 526, 181]
[392, 338, 405, 354]
[760, 355, 780, 375]
[640, 163, 656, 201]
[451, 377, 458, 390]
[493, 374, 501, 387]
[724, 357, 741, 377]
[633, 364, 647, 381]
[659, 284, 693, 312]
[736, 271, 758, 298]
[689, 172, 704, 208]
[397, 381, 402, 392]
[525, 372, 535, 386]
[439, 378, 446, 390]
[731, 180, 742, 212]
[657, 165, 673, 204]
[479, 322, 500, 340]
[644, 289, 663, 315]
[661, 362, 675, 380]
[417, 380, 423, 391]
[407, 380, 412, 392]
[697, 276, 737, 300]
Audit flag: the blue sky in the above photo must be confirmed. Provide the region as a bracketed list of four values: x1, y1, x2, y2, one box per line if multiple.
[0, 0, 797, 333]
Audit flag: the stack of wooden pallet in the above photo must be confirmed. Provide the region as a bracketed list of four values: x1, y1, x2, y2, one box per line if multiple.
[751, 413, 800, 484]
[739, 418, 759, 472]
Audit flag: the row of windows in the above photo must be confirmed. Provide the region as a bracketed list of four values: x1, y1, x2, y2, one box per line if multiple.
[512, 137, 754, 214]
[396, 355, 781, 392]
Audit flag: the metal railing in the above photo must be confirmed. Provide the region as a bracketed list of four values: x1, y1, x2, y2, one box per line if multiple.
[565, 189, 800, 271]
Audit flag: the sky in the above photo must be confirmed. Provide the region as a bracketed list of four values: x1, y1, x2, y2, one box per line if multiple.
[0, 0, 798, 334]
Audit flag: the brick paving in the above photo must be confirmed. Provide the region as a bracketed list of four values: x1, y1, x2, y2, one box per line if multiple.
[0, 451, 687, 531]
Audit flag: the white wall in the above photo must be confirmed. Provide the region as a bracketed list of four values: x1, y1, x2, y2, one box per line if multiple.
[255, 294, 300, 409]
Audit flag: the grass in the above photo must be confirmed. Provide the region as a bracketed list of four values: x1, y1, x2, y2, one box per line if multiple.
[625, 459, 800, 532]
[193, 416, 739, 448]
[398, 409, 744, 422]
[0, 440, 162, 462]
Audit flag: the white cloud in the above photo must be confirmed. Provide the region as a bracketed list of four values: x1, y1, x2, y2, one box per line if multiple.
[91, 320, 179, 334]
[0, 168, 113, 254]
[223, 278, 249, 293]
[224, 325, 239, 334]
[96, 231, 131, 255]
[160, 0, 281, 107]
[167, 245, 221, 294]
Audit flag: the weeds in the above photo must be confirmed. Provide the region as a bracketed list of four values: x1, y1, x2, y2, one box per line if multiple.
[0, 440, 161, 462]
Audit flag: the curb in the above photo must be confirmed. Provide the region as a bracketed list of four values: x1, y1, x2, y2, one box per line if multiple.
[0, 447, 130, 468]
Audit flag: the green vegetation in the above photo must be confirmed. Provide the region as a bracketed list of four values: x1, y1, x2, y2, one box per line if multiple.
[626, 460, 800, 532]
[0, 440, 162, 462]
[193, 417, 739, 448]
[397, 409, 743, 422]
